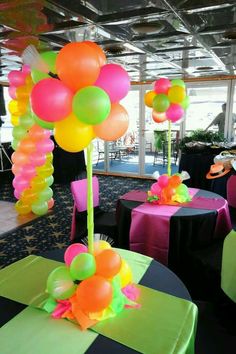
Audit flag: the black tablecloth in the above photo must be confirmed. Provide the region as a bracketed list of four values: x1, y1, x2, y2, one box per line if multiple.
[0, 249, 191, 354]
[116, 189, 228, 287]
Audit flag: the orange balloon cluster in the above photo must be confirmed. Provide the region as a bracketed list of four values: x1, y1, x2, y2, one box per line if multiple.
[46, 241, 137, 330]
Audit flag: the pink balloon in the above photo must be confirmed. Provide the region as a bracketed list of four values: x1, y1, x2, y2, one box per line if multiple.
[31, 78, 73, 122]
[22, 64, 31, 74]
[150, 182, 162, 196]
[166, 104, 184, 123]
[95, 64, 130, 103]
[13, 175, 30, 192]
[8, 70, 26, 87]
[21, 164, 36, 179]
[36, 139, 54, 153]
[14, 189, 21, 200]
[8, 86, 17, 99]
[29, 152, 46, 167]
[154, 78, 171, 95]
[158, 175, 169, 188]
[64, 243, 88, 266]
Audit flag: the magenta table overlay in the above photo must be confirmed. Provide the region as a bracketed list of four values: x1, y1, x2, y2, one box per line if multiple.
[120, 188, 232, 265]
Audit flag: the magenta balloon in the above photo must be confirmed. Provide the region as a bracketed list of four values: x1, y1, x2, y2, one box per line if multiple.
[29, 152, 46, 167]
[31, 78, 73, 122]
[8, 70, 26, 87]
[158, 175, 169, 188]
[36, 139, 54, 154]
[64, 243, 88, 266]
[21, 164, 36, 179]
[150, 182, 162, 196]
[8, 86, 17, 99]
[95, 64, 130, 103]
[154, 78, 171, 95]
[166, 104, 184, 123]
[13, 176, 30, 192]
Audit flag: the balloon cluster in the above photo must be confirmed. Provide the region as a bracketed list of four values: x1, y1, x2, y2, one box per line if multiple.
[45, 241, 139, 330]
[8, 67, 55, 216]
[147, 174, 191, 204]
[30, 41, 130, 153]
[144, 78, 190, 123]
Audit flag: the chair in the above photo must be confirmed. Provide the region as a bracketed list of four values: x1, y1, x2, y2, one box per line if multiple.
[70, 176, 117, 244]
[227, 175, 236, 229]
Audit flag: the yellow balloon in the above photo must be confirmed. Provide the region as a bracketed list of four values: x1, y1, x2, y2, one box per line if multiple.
[21, 189, 37, 204]
[144, 91, 156, 108]
[11, 114, 19, 126]
[16, 86, 31, 100]
[8, 99, 27, 116]
[46, 152, 53, 163]
[94, 240, 111, 255]
[168, 86, 186, 104]
[54, 113, 94, 152]
[31, 176, 47, 192]
[37, 163, 54, 178]
[15, 200, 31, 215]
[119, 259, 133, 288]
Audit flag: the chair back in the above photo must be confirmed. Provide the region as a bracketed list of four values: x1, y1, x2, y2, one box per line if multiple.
[227, 175, 236, 208]
[71, 176, 99, 212]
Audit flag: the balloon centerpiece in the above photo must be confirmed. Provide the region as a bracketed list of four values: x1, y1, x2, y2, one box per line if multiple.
[10, 41, 139, 330]
[144, 78, 191, 204]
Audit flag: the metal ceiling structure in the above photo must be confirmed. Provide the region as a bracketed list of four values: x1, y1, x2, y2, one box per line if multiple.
[1, 0, 236, 83]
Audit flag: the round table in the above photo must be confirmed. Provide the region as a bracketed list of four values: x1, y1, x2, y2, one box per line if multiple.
[116, 189, 231, 284]
[0, 249, 194, 354]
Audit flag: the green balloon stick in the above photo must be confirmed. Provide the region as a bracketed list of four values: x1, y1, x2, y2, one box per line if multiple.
[167, 120, 172, 176]
[86, 142, 94, 254]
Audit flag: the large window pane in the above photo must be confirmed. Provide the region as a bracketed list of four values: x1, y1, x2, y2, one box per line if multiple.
[185, 83, 229, 137]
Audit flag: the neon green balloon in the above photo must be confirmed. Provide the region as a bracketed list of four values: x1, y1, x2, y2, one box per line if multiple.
[32, 112, 54, 130]
[31, 200, 48, 215]
[171, 79, 186, 88]
[38, 187, 53, 202]
[47, 266, 76, 300]
[45, 175, 54, 186]
[12, 126, 27, 140]
[180, 96, 190, 110]
[72, 86, 111, 125]
[70, 253, 96, 281]
[31, 51, 57, 83]
[11, 138, 19, 150]
[152, 94, 170, 113]
[19, 114, 35, 129]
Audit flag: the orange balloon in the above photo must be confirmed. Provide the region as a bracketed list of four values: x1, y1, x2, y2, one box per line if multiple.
[95, 249, 122, 278]
[76, 275, 113, 312]
[83, 41, 106, 67]
[12, 164, 23, 176]
[144, 91, 156, 107]
[56, 42, 100, 92]
[11, 151, 29, 166]
[47, 198, 54, 209]
[93, 103, 129, 141]
[169, 175, 182, 188]
[19, 138, 36, 154]
[21, 189, 37, 204]
[152, 111, 167, 123]
[29, 125, 48, 141]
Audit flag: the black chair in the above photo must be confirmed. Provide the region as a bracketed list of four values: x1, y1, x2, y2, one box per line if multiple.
[70, 176, 117, 245]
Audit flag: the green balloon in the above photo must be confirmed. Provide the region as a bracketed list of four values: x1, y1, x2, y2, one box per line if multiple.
[45, 175, 54, 186]
[180, 96, 190, 110]
[11, 138, 19, 151]
[31, 200, 48, 216]
[47, 266, 76, 300]
[176, 183, 188, 196]
[32, 112, 54, 130]
[12, 126, 27, 140]
[31, 51, 57, 83]
[171, 79, 186, 88]
[72, 86, 111, 125]
[38, 187, 53, 202]
[70, 253, 96, 281]
[19, 114, 35, 129]
[153, 94, 170, 113]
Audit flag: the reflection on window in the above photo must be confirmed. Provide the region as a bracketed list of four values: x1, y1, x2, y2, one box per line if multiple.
[1, 87, 12, 143]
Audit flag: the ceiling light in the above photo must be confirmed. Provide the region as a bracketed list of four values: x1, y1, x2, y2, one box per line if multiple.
[131, 22, 164, 34]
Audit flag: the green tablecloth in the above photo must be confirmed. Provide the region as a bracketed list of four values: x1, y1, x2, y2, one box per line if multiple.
[0, 249, 198, 354]
[221, 230, 236, 302]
